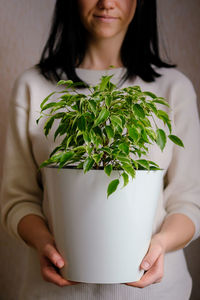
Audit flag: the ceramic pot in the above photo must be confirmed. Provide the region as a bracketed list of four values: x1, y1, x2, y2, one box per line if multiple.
[44, 167, 164, 284]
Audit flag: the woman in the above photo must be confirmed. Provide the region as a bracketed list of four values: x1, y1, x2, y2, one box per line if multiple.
[1, 0, 200, 299]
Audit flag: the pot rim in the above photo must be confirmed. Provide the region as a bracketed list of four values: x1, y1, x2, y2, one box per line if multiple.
[44, 165, 165, 172]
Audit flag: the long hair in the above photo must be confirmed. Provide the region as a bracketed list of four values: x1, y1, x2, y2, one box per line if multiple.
[36, 0, 175, 85]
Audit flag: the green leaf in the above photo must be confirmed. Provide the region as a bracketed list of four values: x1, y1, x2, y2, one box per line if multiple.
[136, 159, 149, 170]
[143, 91, 157, 99]
[99, 75, 113, 91]
[141, 128, 149, 143]
[119, 115, 126, 127]
[94, 107, 109, 126]
[53, 112, 66, 119]
[156, 129, 167, 151]
[168, 134, 184, 147]
[152, 99, 170, 108]
[128, 126, 139, 141]
[50, 100, 67, 110]
[114, 124, 123, 134]
[83, 132, 91, 143]
[73, 146, 86, 152]
[105, 95, 112, 107]
[77, 115, 86, 131]
[110, 115, 122, 128]
[157, 110, 170, 120]
[105, 125, 114, 141]
[66, 135, 74, 147]
[40, 92, 56, 109]
[93, 126, 103, 140]
[90, 129, 98, 145]
[59, 151, 74, 168]
[155, 110, 172, 133]
[41, 102, 57, 112]
[146, 128, 157, 141]
[54, 122, 69, 141]
[77, 161, 84, 169]
[60, 94, 71, 101]
[156, 110, 171, 132]
[165, 118, 172, 134]
[36, 115, 43, 124]
[57, 80, 73, 86]
[44, 116, 55, 136]
[119, 143, 129, 155]
[71, 104, 79, 111]
[73, 82, 88, 88]
[39, 158, 53, 169]
[140, 117, 151, 127]
[83, 111, 95, 121]
[93, 153, 103, 164]
[116, 154, 130, 164]
[146, 102, 158, 114]
[50, 145, 63, 157]
[88, 100, 97, 114]
[132, 104, 145, 118]
[122, 163, 135, 178]
[86, 145, 93, 155]
[100, 147, 112, 155]
[104, 164, 113, 176]
[121, 172, 129, 187]
[132, 160, 139, 169]
[149, 166, 161, 170]
[83, 157, 95, 173]
[107, 179, 120, 198]
[149, 160, 160, 168]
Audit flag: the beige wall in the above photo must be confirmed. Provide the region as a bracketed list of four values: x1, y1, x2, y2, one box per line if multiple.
[0, 1, 200, 299]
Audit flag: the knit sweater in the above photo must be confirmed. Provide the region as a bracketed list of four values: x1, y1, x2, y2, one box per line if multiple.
[1, 66, 200, 300]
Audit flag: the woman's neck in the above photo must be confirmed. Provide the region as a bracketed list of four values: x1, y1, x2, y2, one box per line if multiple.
[78, 36, 124, 70]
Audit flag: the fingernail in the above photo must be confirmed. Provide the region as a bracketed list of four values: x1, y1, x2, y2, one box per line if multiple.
[141, 261, 150, 270]
[57, 259, 64, 268]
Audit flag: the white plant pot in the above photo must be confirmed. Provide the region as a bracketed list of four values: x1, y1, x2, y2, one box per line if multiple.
[44, 167, 164, 284]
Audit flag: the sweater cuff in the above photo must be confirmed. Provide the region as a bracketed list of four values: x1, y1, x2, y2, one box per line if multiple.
[3, 202, 47, 246]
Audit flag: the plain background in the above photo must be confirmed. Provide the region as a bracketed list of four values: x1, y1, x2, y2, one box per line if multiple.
[0, 1, 200, 299]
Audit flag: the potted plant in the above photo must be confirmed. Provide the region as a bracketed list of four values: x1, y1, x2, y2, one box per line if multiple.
[37, 75, 183, 284]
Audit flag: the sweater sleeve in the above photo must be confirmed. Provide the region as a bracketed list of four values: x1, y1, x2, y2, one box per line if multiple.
[163, 75, 200, 243]
[0, 74, 47, 244]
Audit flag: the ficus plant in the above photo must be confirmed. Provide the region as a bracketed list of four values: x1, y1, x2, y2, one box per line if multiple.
[37, 75, 184, 197]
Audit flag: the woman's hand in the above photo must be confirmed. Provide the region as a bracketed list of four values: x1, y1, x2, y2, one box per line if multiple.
[36, 237, 80, 287]
[18, 214, 80, 287]
[124, 214, 195, 288]
[124, 234, 165, 288]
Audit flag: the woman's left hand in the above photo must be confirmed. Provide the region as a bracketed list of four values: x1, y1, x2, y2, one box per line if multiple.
[124, 234, 165, 288]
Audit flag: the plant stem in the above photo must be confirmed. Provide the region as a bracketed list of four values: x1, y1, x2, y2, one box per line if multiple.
[151, 113, 158, 129]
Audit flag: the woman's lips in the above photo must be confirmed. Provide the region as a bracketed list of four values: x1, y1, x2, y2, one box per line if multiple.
[94, 15, 118, 23]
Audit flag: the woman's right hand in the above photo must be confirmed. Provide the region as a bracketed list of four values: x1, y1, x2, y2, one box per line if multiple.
[18, 214, 80, 287]
[36, 237, 80, 287]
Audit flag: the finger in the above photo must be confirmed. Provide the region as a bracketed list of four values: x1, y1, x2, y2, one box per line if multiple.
[43, 242, 66, 269]
[140, 242, 163, 271]
[40, 255, 79, 286]
[125, 254, 164, 288]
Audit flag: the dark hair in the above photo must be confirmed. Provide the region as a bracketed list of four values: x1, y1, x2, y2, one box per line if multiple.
[36, 0, 175, 85]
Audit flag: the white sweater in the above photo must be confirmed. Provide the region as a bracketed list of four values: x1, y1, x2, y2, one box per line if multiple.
[1, 66, 200, 299]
